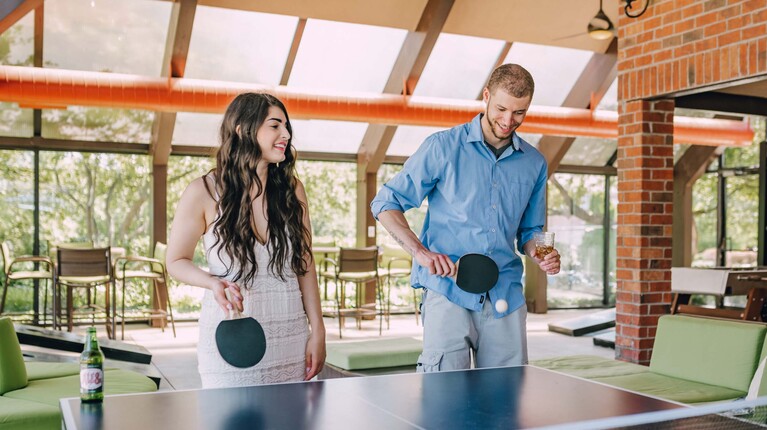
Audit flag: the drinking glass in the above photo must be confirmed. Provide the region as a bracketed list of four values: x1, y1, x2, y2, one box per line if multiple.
[534, 232, 555, 259]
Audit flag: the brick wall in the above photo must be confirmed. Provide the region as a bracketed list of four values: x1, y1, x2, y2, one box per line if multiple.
[615, 99, 675, 364]
[615, 0, 766, 363]
[618, 0, 767, 101]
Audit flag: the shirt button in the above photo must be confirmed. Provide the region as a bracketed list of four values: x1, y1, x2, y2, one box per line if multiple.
[492, 204, 496, 210]
[491, 228, 496, 232]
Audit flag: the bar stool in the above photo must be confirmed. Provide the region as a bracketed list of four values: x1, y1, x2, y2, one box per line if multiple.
[112, 242, 176, 340]
[55, 247, 112, 338]
[0, 241, 55, 325]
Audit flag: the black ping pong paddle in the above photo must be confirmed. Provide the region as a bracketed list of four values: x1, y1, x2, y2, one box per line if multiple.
[455, 253, 499, 294]
[215, 292, 267, 368]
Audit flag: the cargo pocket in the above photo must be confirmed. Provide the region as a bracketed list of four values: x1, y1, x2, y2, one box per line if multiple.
[416, 350, 443, 373]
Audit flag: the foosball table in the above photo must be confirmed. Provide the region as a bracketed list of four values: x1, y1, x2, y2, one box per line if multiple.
[671, 267, 767, 322]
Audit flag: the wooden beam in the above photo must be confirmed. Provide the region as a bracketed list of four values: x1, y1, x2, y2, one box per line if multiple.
[32, 4, 42, 136]
[153, 164, 168, 246]
[676, 92, 767, 117]
[0, 0, 41, 35]
[357, 0, 455, 175]
[280, 18, 306, 86]
[476, 42, 512, 100]
[32, 3, 42, 67]
[537, 42, 618, 176]
[150, 0, 197, 247]
[672, 145, 721, 267]
[356, 0, 454, 247]
[149, 0, 197, 165]
[556, 164, 617, 176]
[760, 141, 766, 267]
[167, 145, 410, 164]
[0, 136, 148, 154]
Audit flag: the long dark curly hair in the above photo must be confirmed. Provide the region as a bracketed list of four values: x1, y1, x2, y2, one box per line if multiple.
[203, 92, 311, 286]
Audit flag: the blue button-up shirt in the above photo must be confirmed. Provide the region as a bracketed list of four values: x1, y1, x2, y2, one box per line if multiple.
[370, 114, 547, 317]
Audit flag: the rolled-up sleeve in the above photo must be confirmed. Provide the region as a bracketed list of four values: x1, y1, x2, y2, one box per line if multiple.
[516, 160, 547, 253]
[371, 136, 442, 219]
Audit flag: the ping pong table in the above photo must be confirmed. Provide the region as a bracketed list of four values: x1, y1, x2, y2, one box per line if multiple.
[60, 365, 712, 430]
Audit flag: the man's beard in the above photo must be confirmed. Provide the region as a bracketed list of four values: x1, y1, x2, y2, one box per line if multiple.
[485, 108, 514, 141]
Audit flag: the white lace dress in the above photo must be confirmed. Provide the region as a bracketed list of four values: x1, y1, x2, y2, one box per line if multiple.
[197, 229, 309, 388]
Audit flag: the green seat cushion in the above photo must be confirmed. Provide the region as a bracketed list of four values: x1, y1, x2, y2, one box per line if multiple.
[327, 337, 422, 370]
[25, 362, 80, 381]
[594, 372, 746, 404]
[4, 369, 157, 408]
[530, 355, 649, 379]
[0, 317, 27, 394]
[0, 397, 59, 430]
[651, 315, 766, 392]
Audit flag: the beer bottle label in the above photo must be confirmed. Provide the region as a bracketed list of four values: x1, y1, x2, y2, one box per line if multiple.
[81, 367, 103, 391]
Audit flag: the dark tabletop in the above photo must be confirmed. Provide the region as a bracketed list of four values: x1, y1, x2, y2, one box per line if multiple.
[61, 365, 683, 430]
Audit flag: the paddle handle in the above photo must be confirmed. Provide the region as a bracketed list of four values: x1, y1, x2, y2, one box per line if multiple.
[223, 287, 241, 320]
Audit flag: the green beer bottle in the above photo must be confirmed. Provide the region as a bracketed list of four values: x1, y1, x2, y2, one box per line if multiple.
[80, 327, 104, 403]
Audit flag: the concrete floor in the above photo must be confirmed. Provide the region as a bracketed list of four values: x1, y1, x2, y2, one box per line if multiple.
[115, 308, 616, 392]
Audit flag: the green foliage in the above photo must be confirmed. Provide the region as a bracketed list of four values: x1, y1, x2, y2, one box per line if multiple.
[692, 117, 764, 264]
[296, 160, 357, 246]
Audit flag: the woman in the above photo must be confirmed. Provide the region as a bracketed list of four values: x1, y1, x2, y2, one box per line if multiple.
[166, 92, 325, 388]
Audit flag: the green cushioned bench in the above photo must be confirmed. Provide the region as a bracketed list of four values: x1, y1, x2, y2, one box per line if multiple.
[0, 318, 157, 430]
[320, 337, 423, 379]
[532, 314, 767, 404]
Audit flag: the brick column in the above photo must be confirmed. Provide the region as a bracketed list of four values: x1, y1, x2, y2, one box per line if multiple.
[615, 99, 674, 365]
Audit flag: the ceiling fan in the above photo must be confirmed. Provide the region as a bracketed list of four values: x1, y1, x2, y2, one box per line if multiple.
[587, 0, 616, 40]
[552, 0, 616, 42]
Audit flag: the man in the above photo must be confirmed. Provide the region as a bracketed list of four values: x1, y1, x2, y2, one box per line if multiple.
[371, 64, 561, 372]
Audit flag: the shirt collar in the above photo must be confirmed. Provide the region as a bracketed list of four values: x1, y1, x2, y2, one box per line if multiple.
[469, 114, 523, 153]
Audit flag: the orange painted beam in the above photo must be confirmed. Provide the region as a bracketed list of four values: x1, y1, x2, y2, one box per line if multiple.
[0, 65, 753, 147]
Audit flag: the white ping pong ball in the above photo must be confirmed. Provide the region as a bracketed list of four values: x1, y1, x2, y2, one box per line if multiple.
[495, 299, 508, 313]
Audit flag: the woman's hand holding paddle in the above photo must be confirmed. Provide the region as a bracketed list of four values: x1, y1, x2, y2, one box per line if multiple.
[210, 278, 243, 313]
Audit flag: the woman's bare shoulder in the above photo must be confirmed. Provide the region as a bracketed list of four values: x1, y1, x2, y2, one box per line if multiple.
[185, 176, 215, 198]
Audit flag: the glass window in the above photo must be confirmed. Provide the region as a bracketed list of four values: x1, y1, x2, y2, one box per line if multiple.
[724, 174, 759, 268]
[387, 125, 447, 157]
[0, 150, 35, 253]
[0, 12, 33, 66]
[185, 6, 297, 84]
[42, 107, 153, 144]
[560, 137, 616, 166]
[596, 79, 618, 111]
[0, 150, 35, 315]
[39, 151, 151, 254]
[288, 19, 406, 92]
[44, 0, 171, 75]
[296, 160, 356, 247]
[172, 113, 223, 146]
[0, 13, 34, 137]
[547, 173, 608, 308]
[723, 117, 761, 167]
[0, 104, 33, 138]
[503, 42, 593, 107]
[691, 172, 717, 267]
[414, 33, 505, 99]
[290, 120, 368, 154]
